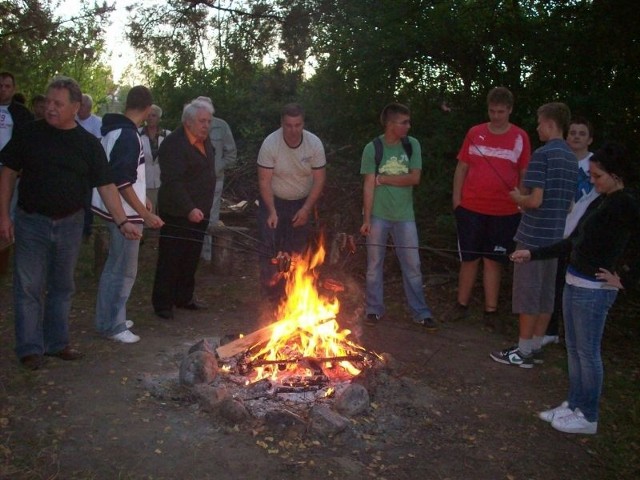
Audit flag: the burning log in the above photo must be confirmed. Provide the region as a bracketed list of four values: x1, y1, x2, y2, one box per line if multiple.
[216, 319, 291, 359]
[217, 234, 380, 389]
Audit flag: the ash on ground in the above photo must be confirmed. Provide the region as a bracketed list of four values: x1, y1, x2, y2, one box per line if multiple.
[138, 337, 441, 443]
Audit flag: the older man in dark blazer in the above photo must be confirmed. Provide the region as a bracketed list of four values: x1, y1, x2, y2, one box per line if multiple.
[152, 99, 216, 319]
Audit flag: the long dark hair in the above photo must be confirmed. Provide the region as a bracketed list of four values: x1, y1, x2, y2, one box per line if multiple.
[590, 142, 637, 185]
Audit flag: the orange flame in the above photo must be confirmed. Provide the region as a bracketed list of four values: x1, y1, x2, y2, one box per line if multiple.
[249, 241, 362, 382]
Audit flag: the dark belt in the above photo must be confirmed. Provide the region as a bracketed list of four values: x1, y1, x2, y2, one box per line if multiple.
[22, 207, 83, 220]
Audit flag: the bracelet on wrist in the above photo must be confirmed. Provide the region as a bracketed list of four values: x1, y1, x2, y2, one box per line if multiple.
[118, 219, 130, 228]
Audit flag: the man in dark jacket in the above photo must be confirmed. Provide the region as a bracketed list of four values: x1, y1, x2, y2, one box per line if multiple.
[152, 98, 216, 319]
[0, 72, 34, 274]
[92, 86, 164, 343]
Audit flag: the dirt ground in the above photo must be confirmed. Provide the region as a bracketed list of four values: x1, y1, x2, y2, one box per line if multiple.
[0, 221, 620, 480]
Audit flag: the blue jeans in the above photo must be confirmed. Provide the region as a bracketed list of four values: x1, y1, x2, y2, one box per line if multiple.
[563, 283, 618, 422]
[365, 216, 433, 321]
[95, 221, 142, 336]
[13, 208, 84, 358]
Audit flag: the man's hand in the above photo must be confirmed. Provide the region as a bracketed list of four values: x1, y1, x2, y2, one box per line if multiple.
[509, 187, 522, 202]
[0, 216, 14, 243]
[292, 207, 310, 227]
[509, 249, 531, 263]
[119, 222, 142, 240]
[509, 187, 524, 211]
[143, 212, 164, 229]
[267, 211, 278, 229]
[360, 222, 371, 236]
[188, 208, 205, 223]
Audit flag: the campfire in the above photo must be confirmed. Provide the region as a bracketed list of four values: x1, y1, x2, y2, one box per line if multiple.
[216, 239, 379, 396]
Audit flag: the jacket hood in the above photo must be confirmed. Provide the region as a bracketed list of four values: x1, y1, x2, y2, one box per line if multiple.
[101, 113, 137, 136]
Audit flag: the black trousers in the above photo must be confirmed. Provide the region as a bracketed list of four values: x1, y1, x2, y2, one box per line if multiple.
[152, 215, 207, 312]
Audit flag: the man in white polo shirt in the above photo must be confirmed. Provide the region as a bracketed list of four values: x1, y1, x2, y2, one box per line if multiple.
[257, 103, 326, 303]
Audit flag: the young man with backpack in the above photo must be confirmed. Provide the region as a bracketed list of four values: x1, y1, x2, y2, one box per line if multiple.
[360, 103, 436, 331]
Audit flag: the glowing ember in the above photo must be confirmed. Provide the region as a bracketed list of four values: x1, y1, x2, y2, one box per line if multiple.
[248, 240, 367, 383]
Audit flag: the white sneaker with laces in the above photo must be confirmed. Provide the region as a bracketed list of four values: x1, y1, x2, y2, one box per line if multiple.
[542, 335, 560, 347]
[538, 401, 572, 422]
[125, 320, 134, 329]
[551, 409, 597, 434]
[109, 330, 141, 344]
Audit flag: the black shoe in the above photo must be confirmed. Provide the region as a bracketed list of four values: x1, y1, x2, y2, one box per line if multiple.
[448, 303, 469, 322]
[45, 346, 84, 361]
[414, 316, 438, 332]
[364, 313, 380, 326]
[178, 298, 208, 310]
[20, 354, 46, 370]
[155, 309, 174, 319]
[483, 310, 497, 329]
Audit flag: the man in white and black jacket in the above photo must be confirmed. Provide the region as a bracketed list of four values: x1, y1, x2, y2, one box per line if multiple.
[92, 86, 164, 344]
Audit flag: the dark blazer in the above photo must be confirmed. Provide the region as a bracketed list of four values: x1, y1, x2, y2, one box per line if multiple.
[157, 125, 216, 218]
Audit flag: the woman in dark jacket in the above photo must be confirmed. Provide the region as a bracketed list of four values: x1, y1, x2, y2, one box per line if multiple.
[510, 143, 640, 435]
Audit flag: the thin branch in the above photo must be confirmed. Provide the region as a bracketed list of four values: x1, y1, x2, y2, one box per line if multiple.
[0, 6, 114, 39]
[183, 0, 283, 22]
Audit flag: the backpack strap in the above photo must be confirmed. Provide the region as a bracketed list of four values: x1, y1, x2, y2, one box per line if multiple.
[401, 136, 413, 160]
[373, 137, 383, 174]
[373, 136, 413, 174]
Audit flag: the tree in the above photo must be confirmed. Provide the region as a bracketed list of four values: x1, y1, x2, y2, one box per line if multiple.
[0, 0, 115, 106]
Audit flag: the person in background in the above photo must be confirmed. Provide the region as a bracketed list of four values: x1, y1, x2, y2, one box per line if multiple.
[360, 103, 436, 331]
[76, 93, 102, 241]
[12, 92, 26, 105]
[257, 103, 326, 303]
[76, 94, 102, 138]
[152, 99, 216, 320]
[31, 94, 46, 120]
[511, 143, 640, 434]
[92, 86, 164, 344]
[196, 96, 237, 262]
[490, 102, 577, 368]
[0, 72, 34, 275]
[139, 104, 170, 214]
[452, 87, 531, 325]
[0, 76, 140, 370]
[543, 117, 601, 347]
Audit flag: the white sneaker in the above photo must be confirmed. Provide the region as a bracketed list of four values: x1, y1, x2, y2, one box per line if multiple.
[109, 330, 141, 344]
[125, 320, 134, 329]
[551, 409, 597, 434]
[538, 401, 572, 422]
[542, 335, 560, 347]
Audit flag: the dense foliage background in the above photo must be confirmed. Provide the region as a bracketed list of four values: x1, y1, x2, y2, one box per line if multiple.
[2, 0, 639, 224]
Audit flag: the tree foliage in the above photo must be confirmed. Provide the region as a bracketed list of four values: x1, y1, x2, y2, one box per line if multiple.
[2, 0, 638, 215]
[0, 0, 115, 106]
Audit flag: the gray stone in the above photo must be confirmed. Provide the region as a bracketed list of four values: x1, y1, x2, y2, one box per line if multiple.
[264, 409, 306, 432]
[218, 398, 251, 424]
[192, 384, 230, 412]
[334, 383, 370, 416]
[379, 352, 402, 373]
[179, 350, 219, 386]
[309, 404, 349, 436]
[188, 338, 215, 355]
